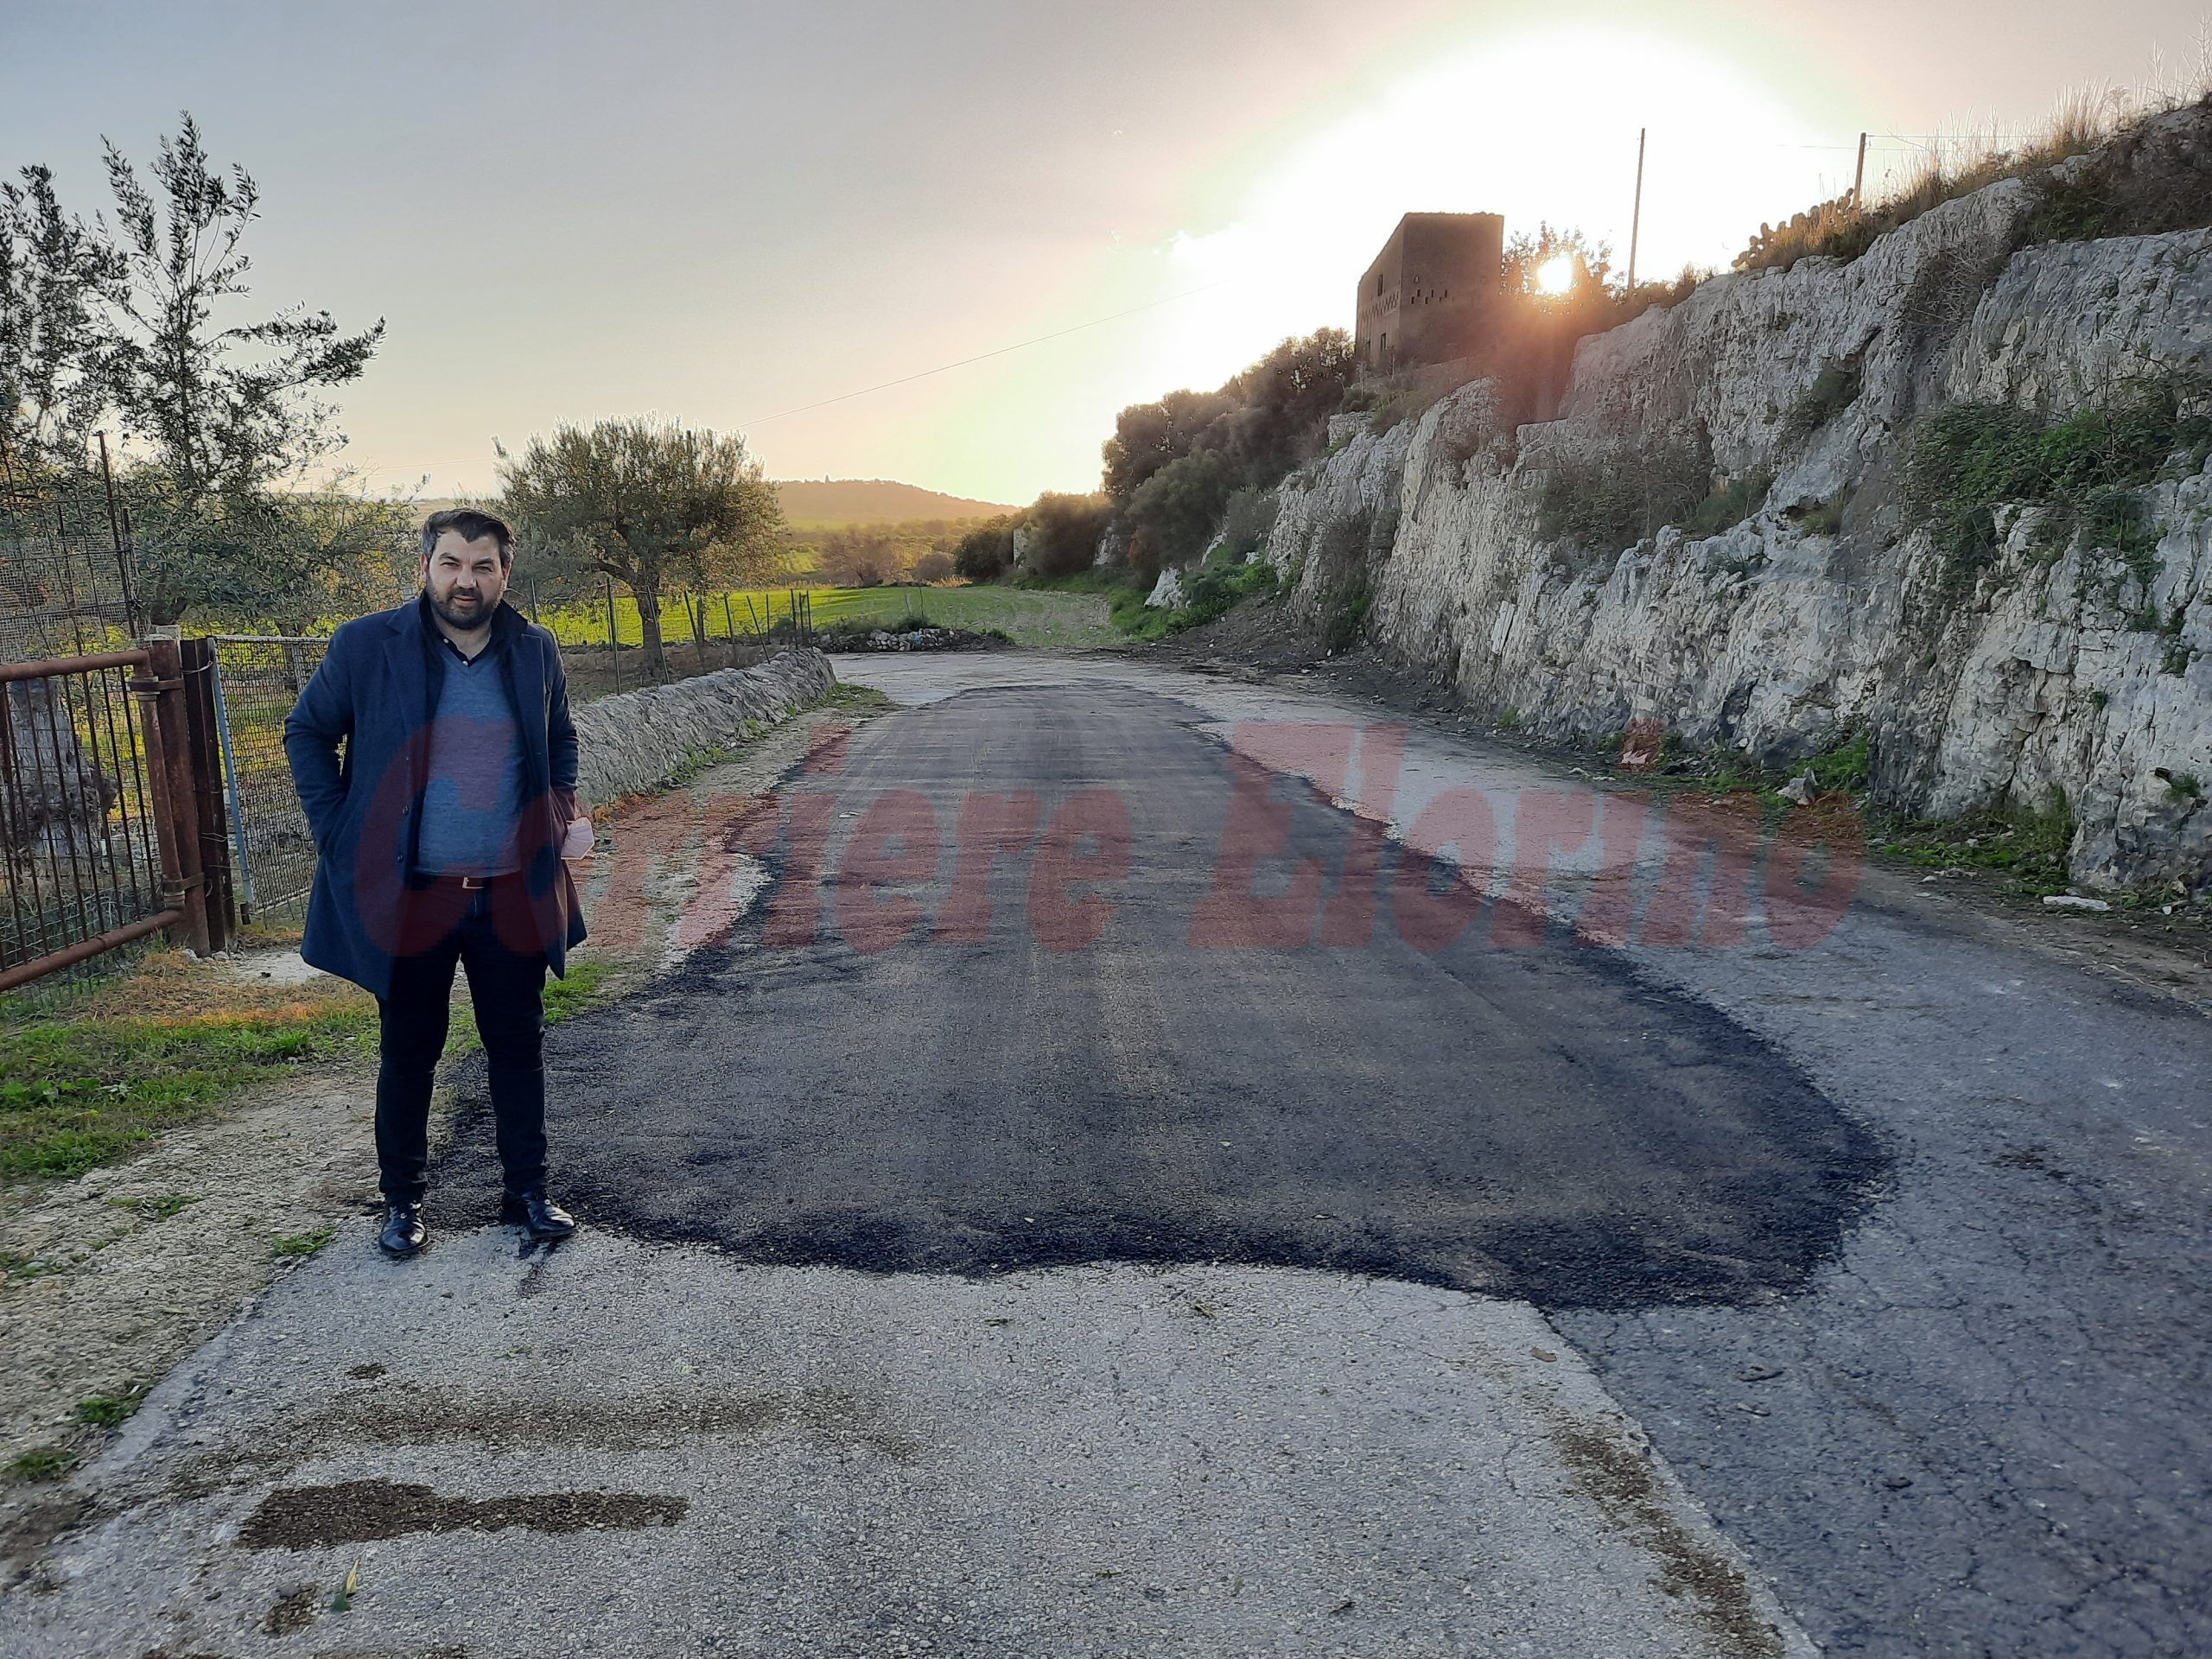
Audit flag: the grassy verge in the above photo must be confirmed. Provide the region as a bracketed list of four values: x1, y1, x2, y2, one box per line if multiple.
[1016, 558, 1283, 643]
[1561, 725, 2206, 921]
[0, 943, 378, 1183]
[0, 931, 626, 1187]
[818, 682, 897, 714]
[538, 582, 1121, 652]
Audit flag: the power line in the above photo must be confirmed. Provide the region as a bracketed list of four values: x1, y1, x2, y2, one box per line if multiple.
[739, 280, 1230, 429]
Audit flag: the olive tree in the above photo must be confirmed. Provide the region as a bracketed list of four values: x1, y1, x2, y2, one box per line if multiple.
[3, 116, 389, 624]
[0, 163, 122, 476]
[99, 115, 384, 501]
[496, 417, 785, 676]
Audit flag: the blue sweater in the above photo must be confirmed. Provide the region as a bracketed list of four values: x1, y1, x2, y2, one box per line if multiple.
[415, 636, 526, 875]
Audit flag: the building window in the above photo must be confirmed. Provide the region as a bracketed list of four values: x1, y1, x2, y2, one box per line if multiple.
[1376, 272, 1383, 298]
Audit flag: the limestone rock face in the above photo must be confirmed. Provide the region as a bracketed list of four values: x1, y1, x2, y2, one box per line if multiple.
[571, 649, 837, 807]
[1263, 106, 2212, 891]
[1147, 566, 1185, 609]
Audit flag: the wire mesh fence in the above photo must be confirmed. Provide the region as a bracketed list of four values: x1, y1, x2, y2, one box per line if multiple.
[0, 651, 173, 994]
[524, 585, 807, 704]
[208, 635, 326, 924]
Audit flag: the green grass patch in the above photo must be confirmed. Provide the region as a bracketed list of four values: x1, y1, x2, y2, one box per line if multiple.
[1783, 363, 1864, 444]
[1014, 569, 1177, 640]
[1686, 470, 1776, 538]
[1320, 572, 1372, 653]
[73, 1382, 151, 1427]
[1802, 731, 1872, 793]
[0, 960, 378, 1184]
[270, 1226, 337, 1259]
[1082, 556, 1285, 644]
[1604, 725, 2076, 891]
[1864, 793, 2076, 894]
[0, 941, 621, 1187]
[1798, 490, 1847, 537]
[5, 1446, 79, 1483]
[106, 1192, 200, 1221]
[820, 683, 896, 712]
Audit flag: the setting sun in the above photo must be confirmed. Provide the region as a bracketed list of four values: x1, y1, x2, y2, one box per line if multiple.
[1535, 254, 1577, 295]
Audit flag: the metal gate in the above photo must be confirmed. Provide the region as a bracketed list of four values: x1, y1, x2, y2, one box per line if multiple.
[0, 638, 234, 994]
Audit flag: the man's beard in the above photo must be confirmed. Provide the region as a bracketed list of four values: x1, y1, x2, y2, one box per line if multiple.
[428, 584, 495, 631]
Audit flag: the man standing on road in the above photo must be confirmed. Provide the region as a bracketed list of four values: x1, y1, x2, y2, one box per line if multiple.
[284, 508, 591, 1258]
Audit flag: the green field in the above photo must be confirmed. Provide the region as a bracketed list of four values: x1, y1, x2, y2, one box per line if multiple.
[535, 583, 1121, 652]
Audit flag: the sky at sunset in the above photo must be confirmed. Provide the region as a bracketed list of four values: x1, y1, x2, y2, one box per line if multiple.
[5, 1, 2209, 506]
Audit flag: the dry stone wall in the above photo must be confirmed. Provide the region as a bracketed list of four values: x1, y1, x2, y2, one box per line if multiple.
[571, 648, 837, 807]
[1266, 107, 2212, 892]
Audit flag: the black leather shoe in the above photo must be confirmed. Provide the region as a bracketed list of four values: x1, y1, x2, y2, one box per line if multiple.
[500, 1191, 577, 1241]
[379, 1202, 427, 1258]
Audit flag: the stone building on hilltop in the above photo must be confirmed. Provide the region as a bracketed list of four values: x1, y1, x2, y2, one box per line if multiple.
[1355, 212, 1505, 373]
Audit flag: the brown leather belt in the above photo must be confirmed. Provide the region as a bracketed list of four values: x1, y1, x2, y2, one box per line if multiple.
[413, 870, 520, 893]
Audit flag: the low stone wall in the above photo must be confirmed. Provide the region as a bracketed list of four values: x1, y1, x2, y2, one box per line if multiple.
[571, 648, 837, 806]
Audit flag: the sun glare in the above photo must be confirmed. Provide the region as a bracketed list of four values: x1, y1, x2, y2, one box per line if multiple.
[1124, 22, 1849, 409]
[1535, 255, 1576, 296]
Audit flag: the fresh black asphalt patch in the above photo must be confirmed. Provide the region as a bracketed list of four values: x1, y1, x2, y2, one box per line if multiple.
[239, 1480, 687, 1549]
[435, 686, 1885, 1309]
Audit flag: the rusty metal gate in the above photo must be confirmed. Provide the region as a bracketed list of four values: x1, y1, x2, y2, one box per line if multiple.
[0, 638, 235, 995]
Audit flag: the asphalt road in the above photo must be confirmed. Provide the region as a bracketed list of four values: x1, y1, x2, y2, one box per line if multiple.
[437, 683, 1881, 1308]
[5, 655, 2208, 1658]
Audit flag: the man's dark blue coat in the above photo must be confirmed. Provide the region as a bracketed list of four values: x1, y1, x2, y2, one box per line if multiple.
[282, 593, 588, 1000]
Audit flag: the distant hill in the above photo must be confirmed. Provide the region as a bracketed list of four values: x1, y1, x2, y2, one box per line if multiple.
[407, 480, 1017, 533]
[775, 479, 1015, 529]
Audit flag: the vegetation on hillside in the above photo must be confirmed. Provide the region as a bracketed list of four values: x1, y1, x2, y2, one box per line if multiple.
[937, 219, 1706, 648]
[950, 328, 1357, 593]
[1904, 374, 2212, 600]
[798, 518, 984, 587]
[1735, 82, 2212, 274]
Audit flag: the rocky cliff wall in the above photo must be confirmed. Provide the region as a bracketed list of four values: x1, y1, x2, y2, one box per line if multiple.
[1266, 110, 2212, 891]
[572, 648, 838, 807]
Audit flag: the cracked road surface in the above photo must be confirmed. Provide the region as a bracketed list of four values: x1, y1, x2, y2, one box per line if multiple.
[4, 653, 2207, 1657]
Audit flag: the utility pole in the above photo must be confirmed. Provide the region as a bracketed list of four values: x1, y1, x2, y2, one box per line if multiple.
[1853, 131, 1868, 208]
[1627, 127, 1647, 290]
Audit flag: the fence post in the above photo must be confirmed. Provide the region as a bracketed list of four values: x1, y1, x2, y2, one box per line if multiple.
[607, 575, 620, 694]
[180, 638, 236, 951]
[132, 634, 212, 957]
[96, 430, 143, 638]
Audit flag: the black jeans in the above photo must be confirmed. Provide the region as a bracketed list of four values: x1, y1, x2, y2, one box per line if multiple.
[375, 882, 550, 1205]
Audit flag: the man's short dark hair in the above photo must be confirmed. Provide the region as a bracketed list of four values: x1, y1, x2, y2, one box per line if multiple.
[421, 507, 514, 566]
